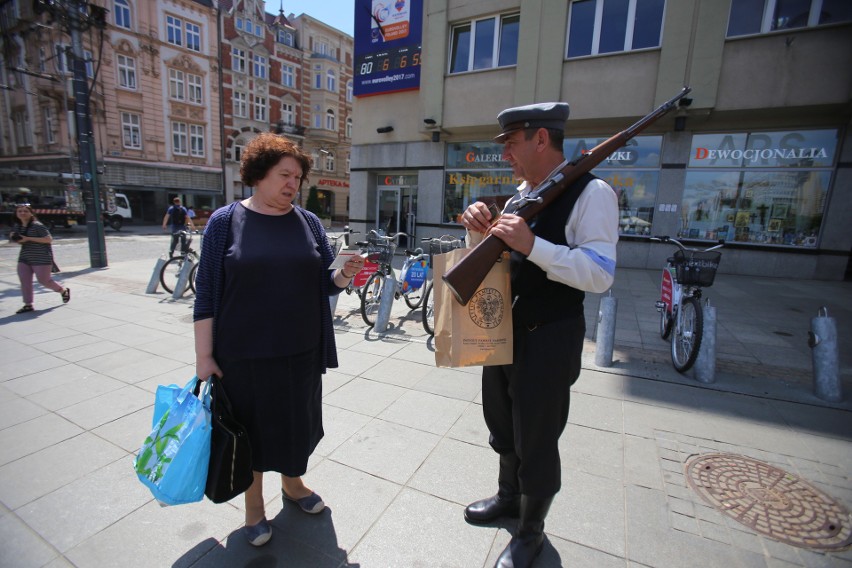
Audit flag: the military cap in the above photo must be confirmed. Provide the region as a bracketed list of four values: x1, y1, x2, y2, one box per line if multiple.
[494, 102, 570, 142]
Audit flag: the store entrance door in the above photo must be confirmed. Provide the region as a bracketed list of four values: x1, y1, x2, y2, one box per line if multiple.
[377, 186, 417, 248]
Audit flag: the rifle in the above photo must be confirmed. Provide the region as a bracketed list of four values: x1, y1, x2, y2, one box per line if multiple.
[443, 86, 692, 306]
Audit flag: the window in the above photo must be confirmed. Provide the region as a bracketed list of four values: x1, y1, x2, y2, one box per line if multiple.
[326, 69, 336, 91]
[13, 111, 32, 147]
[346, 154, 350, 174]
[682, 130, 837, 247]
[325, 151, 335, 172]
[84, 50, 94, 78]
[313, 113, 321, 128]
[255, 23, 262, 37]
[346, 117, 352, 138]
[117, 54, 136, 89]
[346, 80, 353, 101]
[121, 112, 141, 149]
[282, 102, 294, 124]
[255, 95, 267, 122]
[233, 91, 248, 117]
[326, 109, 336, 131]
[232, 47, 246, 73]
[282, 63, 294, 87]
[234, 143, 244, 162]
[449, 13, 520, 73]
[187, 73, 202, 104]
[169, 68, 185, 100]
[443, 142, 517, 224]
[727, 0, 852, 36]
[253, 54, 267, 79]
[566, 135, 663, 236]
[566, 0, 665, 58]
[316, 40, 329, 56]
[38, 47, 46, 72]
[190, 124, 204, 157]
[236, 17, 243, 30]
[278, 30, 294, 46]
[115, 0, 131, 29]
[166, 15, 183, 47]
[314, 65, 322, 89]
[172, 121, 188, 154]
[54, 44, 69, 74]
[44, 107, 55, 144]
[185, 21, 201, 52]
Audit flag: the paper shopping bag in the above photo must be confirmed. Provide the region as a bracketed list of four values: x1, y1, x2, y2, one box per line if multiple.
[434, 249, 513, 368]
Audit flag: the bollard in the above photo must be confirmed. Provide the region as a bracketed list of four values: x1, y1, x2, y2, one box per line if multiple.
[809, 307, 841, 402]
[694, 301, 717, 383]
[595, 292, 617, 367]
[374, 274, 397, 332]
[329, 293, 340, 320]
[146, 255, 168, 294]
[171, 259, 194, 300]
[343, 225, 350, 247]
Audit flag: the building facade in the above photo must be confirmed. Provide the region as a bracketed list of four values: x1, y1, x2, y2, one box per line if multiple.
[220, 1, 353, 221]
[0, 0, 223, 222]
[350, 0, 852, 280]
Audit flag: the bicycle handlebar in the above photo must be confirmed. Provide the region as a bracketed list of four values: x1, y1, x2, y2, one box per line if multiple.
[651, 235, 724, 252]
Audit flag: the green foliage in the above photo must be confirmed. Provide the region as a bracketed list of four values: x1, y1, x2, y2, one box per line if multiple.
[305, 185, 323, 216]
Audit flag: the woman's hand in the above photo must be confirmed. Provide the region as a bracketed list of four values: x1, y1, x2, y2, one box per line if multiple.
[341, 254, 366, 278]
[196, 354, 223, 382]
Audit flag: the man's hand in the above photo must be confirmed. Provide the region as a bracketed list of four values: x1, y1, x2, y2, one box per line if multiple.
[460, 202, 494, 234]
[488, 214, 535, 256]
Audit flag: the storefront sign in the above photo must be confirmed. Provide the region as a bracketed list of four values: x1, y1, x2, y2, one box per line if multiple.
[379, 174, 417, 186]
[447, 142, 508, 169]
[317, 178, 349, 188]
[564, 136, 662, 168]
[689, 130, 837, 168]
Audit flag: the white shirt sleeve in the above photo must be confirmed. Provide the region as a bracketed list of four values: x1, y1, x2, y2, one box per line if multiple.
[526, 178, 619, 293]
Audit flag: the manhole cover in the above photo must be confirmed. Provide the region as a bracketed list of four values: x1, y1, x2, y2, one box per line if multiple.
[685, 453, 852, 550]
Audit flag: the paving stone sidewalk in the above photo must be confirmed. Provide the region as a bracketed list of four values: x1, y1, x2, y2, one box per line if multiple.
[0, 256, 850, 568]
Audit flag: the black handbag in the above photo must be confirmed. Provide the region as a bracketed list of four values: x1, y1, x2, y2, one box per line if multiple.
[205, 375, 253, 503]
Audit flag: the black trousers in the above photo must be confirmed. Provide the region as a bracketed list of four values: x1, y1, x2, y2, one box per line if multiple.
[482, 315, 585, 497]
[169, 231, 188, 255]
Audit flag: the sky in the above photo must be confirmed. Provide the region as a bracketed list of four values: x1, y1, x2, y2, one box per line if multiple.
[276, 1, 355, 36]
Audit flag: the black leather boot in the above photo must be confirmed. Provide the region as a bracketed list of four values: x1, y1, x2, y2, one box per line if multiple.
[464, 454, 521, 524]
[495, 494, 554, 568]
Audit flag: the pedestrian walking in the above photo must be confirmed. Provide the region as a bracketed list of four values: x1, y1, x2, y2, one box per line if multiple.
[459, 102, 619, 567]
[192, 133, 365, 547]
[9, 204, 70, 314]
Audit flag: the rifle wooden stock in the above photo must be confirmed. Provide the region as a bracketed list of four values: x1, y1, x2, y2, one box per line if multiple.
[443, 87, 692, 306]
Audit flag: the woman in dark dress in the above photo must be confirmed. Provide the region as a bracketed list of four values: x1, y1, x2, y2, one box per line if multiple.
[10, 204, 70, 314]
[193, 133, 365, 546]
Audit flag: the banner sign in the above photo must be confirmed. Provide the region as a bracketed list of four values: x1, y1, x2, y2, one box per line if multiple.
[354, 0, 423, 96]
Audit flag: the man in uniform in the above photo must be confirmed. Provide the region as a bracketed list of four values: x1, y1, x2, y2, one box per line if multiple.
[459, 102, 619, 568]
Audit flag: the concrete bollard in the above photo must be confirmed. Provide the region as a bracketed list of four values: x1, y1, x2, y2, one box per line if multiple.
[374, 274, 397, 332]
[146, 256, 168, 294]
[171, 259, 194, 300]
[595, 292, 617, 367]
[329, 293, 340, 319]
[809, 307, 841, 402]
[695, 301, 717, 383]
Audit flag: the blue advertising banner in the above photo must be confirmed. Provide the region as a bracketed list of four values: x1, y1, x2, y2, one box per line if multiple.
[353, 0, 423, 97]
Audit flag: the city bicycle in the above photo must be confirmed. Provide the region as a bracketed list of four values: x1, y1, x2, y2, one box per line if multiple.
[420, 235, 465, 335]
[359, 230, 429, 326]
[653, 235, 723, 373]
[160, 230, 201, 296]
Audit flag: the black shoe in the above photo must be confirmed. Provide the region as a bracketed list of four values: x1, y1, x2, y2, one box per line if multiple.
[464, 494, 520, 524]
[16, 304, 34, 314]
[495, 495, 554, 568]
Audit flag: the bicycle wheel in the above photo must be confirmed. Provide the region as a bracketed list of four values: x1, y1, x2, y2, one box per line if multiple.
[360, 272, 386, 326]
[671, 296, 703, 373]
[422, 282, 435, 335]
[160, 257, 184, 294]
[659, 307, 673, 340]
[189, 262, 199, 294]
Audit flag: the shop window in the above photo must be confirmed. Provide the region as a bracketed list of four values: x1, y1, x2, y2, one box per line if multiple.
[565, 135, 662, 236]
[727, 0, 852, 37]
[443, 142, 518, 224]
[681, 130, 836, 247]
[566, 0, 665, 58]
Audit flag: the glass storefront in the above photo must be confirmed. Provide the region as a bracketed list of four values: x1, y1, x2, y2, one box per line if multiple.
[443, 142, 517, 224]
[682, 130, 836, 247]
[565, 135, 662, 236]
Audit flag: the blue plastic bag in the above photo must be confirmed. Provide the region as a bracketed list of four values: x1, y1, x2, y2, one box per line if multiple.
[134, 377, 211, 506]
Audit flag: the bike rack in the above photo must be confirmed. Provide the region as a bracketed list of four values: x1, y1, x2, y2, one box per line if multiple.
[146, 255, 169, 294]
[694, 299, 717, 383]
[810, 306, 842, 402]
[595, 291, 617, 367]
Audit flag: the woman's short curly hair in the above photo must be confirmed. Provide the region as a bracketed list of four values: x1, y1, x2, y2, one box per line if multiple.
[240, 133, 312, 188]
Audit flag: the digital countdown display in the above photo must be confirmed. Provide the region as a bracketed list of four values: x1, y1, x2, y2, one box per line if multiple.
[353, 0, 422, 97]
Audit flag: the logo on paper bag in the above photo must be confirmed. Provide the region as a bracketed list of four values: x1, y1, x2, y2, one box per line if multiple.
[468, 288, 504, 329]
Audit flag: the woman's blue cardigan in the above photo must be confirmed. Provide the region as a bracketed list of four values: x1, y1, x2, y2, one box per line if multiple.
[193, 202, 342, 372]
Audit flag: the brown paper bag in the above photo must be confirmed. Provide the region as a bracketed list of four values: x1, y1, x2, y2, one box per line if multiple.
[434, 249, 513, 368]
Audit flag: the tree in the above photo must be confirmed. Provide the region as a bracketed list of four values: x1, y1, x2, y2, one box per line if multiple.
[305, 185, 323, 216]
